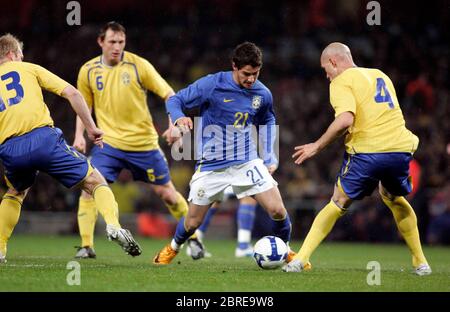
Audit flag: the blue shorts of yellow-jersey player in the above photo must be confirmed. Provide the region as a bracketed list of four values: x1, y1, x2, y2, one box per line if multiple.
[337, 152, 413, 200]
[0, 126, 91, 192]
[90, 143, 171, 185]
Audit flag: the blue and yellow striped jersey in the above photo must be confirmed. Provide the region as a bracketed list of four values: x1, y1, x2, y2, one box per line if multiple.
[0, 61, 69, 144]
[77, 51, 173, 151]
[330, 67, 419, 154]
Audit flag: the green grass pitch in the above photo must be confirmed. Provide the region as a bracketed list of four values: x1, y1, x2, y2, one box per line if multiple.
[0, 235, 449, 292]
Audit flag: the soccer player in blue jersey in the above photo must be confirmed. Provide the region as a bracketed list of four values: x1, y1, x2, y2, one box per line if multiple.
[153, 42, 296, 264]
[0, 34, 141, 263]
[283, 42, 431, 275]
[73, 22, 200, 259]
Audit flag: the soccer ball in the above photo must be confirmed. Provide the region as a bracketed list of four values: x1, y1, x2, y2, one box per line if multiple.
[253, 236, 288, 269]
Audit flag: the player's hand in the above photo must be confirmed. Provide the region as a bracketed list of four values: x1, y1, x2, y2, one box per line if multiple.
[162, 125, 182, 146]
[266, 164, 278, 175]
[175, 117, 193, 134]
[292, 142, 319, 165]
[73, 135, 87, 153]
[87, 127, 104, 149]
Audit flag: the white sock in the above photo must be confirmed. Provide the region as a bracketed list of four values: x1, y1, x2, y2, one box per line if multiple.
[237, 229, 251, 246]
[196, 229, 205, 242]
[171, 239, 182, 251]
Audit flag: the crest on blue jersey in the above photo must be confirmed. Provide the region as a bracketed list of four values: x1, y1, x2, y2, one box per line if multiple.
[252, 95, 262, 110]
[121, 72, 131, 85]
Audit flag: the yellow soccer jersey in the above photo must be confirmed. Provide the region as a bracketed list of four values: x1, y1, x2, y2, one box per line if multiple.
[77, 51, 173, 151]
[0, 61, 69, 144]
[330, 67, 419, 154]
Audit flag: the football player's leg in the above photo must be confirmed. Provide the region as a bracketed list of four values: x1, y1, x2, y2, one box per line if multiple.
[254, 186, 292, 244]
[81, 169, 141, 256]
[174, 203, 209, 249]
[186, 202, 219, 257]
[0, 167, 34, 261]
[82, 169, 120, 228]
[152, 181, 206, 254]
[0, 187, 28, 261]
[77, 145, 124, 230]
[153, 202, 210, 264]
[379, 184, 429, 270]
[295, 183, 349, 264]
[78, 145, 123, 249]
[154, 168, 226, 264]
[141, 150, 189, 222]
[152, 181, 188, 221]
[77, 191, 98, 250]
[197, 201, 220, 237]
[235, 197, 257, 257]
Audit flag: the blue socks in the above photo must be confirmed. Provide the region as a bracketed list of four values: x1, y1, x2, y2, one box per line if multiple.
[237, 203, 257, 249]
[174, 216, 196, 245]
[271, 212, 291, 243]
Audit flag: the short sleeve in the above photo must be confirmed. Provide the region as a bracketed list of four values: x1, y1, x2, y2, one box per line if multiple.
[329, 78, 356, 117]
[33, 64, 70, 96]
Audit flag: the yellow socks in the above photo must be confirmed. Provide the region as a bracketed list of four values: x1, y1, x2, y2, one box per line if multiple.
[166, 192, 189, 221]
[0, 194, 23, 255]
[92, 185, 121, 228]
[77, 197, 98, 247]
[381, 195, 428, 267]
[165, 192, 198, 239]
[296, 200, 345, 263]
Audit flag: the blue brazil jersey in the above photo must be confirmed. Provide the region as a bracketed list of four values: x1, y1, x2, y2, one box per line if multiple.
[167, 71, 277, 172]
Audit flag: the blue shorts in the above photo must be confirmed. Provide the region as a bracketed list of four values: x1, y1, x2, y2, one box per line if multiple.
[337, 152, 413, 200]
[0, 127, 90, 191]
[90, 143, 171, 185]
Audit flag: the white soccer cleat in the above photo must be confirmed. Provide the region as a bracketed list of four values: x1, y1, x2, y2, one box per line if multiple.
[74, 246, 97, 259]
[414, 263, 432, 276]
[282, 259, 304, 273]
[235, 246, 254, 258]
[106, 225, 142, 257]
[186, 238, 205, 260]
[186, 244, 212, 258]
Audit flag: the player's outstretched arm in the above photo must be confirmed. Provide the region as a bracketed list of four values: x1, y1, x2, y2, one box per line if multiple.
[292, 111, 354, 165]
[61, 85, 103, 148]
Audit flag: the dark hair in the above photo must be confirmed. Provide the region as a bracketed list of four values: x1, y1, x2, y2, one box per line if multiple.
[98, 21, 126, 41]
[231, 42, 263, 69]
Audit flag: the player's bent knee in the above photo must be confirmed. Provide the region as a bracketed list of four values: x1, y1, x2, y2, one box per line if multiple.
[81, 170, 107, 196]
[332, 192, 352, 209]
[184, 218, 202, 232]
[268, 206, 287, 220]
[79, 189, 93, 199]
[154, 185, 178, 205]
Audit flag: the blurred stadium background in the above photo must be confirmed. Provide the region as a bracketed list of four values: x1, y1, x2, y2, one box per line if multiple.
[0, 0, 449, 246]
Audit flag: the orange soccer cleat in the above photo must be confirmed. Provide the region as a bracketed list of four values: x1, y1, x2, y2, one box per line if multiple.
[153, 244, 178, 265]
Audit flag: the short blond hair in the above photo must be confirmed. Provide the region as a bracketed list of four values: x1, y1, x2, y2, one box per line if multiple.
[0, 33, 23, 59]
